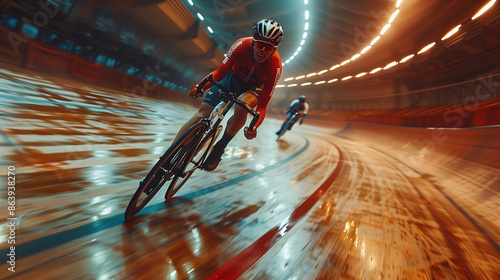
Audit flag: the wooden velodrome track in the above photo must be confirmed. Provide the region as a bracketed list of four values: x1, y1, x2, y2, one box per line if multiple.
[0, 66, 499, 279]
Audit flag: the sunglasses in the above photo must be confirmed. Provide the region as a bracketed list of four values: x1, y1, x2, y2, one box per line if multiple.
[254, 40, 277, 50]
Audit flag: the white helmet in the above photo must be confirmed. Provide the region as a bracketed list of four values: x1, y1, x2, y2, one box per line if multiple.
[253, 19, 284, 47]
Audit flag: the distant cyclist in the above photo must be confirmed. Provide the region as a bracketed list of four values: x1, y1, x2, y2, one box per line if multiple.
[276, 95, 309, 135]
[173, 19, 284, 171]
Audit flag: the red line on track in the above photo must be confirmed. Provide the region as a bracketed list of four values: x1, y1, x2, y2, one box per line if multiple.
[206, 146, 344, 280]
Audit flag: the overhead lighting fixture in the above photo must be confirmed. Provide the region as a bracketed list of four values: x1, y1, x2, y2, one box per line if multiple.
[340, 59, 350, 66]
[296, 75, 306, 80]
[277, 0, 496, 88]
[314, 81, 326, 85]
[281, 2, 310, 66]
[380, 24, 391, 35]
[400, 54, 414, 63]
[383, 61, 398, 69]
[197, 13, 204, 21]
[306, 72, 317, 77]
[278, 1, 406, 86]
[417, 42, 436, 54]
[370, 36, 381, 45]
[441, 25, 461, 40]
[301, 82, 312, 86]
[370, 67, 382, 74]
[389, 10, 400, 23]
[361, 46, 371, 54]
[330, 64, 340, 70]
[472, 0, 496, 20]
[207, 26, 213, 33]
[287, 84, 298, 87]
[188, 0, 194, 5]
[284, 77, 294, 81]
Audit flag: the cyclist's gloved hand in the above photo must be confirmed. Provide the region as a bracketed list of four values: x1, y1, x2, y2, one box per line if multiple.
[244, 126, 257, 140]
[189, 84, 202, 98]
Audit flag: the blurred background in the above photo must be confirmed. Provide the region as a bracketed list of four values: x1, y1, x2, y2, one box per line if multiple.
[0, 0, 498, 124]
[0, 0, 499, 279]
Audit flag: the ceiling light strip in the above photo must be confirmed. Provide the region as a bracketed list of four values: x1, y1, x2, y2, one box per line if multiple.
[282, 0, 310, 66]
[282, 1, 404, 83]
[279, 0, 496, 87]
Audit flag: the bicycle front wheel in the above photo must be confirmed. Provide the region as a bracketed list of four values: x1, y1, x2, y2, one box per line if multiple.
[124, 122, 206, 220]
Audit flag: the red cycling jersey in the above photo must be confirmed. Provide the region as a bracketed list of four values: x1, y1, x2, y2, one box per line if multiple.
[201, 37, 282, 128]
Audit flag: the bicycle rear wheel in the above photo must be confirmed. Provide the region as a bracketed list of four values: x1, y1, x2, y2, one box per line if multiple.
[165, 124, 222, 200]
[124, 122, 206, 220]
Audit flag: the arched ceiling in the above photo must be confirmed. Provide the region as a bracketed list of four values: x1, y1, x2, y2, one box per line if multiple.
[173, 0, 499, 86]
[1, 0, 499, 93]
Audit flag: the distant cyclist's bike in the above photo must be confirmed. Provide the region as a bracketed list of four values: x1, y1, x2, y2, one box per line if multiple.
[124, 74, 259, 220]
[276, 111, 299, 141]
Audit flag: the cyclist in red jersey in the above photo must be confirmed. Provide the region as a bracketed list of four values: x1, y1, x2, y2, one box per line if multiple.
[173, 19, 284, 171]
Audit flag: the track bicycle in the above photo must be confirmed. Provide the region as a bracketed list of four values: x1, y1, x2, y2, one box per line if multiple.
[276, 111, 299, 141]
[124, 74, 259, 220]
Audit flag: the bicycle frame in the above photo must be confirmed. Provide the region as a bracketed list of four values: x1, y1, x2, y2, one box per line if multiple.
[287, 111, 299, 126]
[167, 74, 260, 183]
[124, 74, 260, 219]
[277, 111, 298, 140]
[198, 74, 260, 133]
[192, 93, 252, 166]
[174, 74, 260, 178]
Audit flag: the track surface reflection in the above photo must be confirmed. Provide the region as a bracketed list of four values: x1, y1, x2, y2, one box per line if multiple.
[0, 67, 499, 279]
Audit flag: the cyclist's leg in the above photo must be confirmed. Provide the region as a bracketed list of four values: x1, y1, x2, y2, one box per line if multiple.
[226, 92, 259, 135]
[175, 72, 241, 142]
[173, 103, 212, 141]
[289, 111, 303, 130]
[204, 92, 259, 171]
[203, 74, 261, 170]
[172, 83, 225, 142]
[277, 111, 293, 133]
